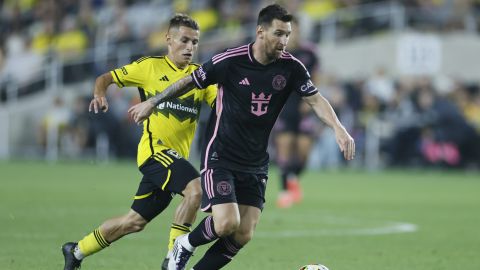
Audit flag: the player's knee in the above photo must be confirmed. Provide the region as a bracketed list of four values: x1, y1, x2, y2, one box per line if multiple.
[126, 219, 147, 233]
[122, 214, 147, 233]
[183, 179, 202, 206]
[184, 186, 202, 204]
[234, 227, 254, 245]
[214, 218, 240, 237]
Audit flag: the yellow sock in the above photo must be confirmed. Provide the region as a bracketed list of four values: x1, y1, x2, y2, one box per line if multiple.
[168, 223, 191, 251]
[78, 228, 110, 257]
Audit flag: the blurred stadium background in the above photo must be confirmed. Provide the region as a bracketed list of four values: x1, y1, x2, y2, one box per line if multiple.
[1, 0, 480, 168]
[1, 0, 480, 270]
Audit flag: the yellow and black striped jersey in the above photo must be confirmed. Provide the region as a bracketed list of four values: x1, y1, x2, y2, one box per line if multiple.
[111, 56, 217, 167]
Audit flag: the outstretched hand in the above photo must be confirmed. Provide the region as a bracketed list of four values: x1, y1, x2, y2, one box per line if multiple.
[335, 127, 355, 160]
[128, 100, 155, 124]
[89, 96, 109, 113]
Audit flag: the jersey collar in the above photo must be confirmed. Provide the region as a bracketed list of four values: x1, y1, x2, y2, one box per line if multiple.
[248, 43, 256, 64]
[165, 55, 189, 73]
[249, 42, 279, 67]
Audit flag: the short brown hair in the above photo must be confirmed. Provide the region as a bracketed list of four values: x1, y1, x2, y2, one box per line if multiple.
[168, 14, 199, 31]
[257, 4, 292, 27]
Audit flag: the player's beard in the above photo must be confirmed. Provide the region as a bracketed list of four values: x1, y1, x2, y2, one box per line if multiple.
[266, 46, 282, 61]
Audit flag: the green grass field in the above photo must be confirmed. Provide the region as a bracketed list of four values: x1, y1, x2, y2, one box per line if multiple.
[1, 161, 479, 270]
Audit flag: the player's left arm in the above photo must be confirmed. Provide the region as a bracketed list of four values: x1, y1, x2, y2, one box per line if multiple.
[303, 92, 355, 160]
[129, 58, 221, 123]
[128, 75, 196, 123]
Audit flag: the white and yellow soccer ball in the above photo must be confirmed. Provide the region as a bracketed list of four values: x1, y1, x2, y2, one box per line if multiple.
[298, 264, 330, 270]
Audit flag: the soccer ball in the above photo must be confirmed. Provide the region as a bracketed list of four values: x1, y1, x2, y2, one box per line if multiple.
[298, 264, 330, 270]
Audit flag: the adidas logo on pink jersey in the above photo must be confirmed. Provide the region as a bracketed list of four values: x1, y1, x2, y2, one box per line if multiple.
[239, 78, 250, 86]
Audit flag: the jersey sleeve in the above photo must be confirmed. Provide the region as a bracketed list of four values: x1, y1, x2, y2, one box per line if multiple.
[191, 59, 220, 89]
[110, 60, 148, 88]
[203, 84, 218, 108]
[291, 59, 318, 97]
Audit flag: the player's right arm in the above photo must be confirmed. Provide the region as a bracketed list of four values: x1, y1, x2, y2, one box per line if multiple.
[89, 72, 113, 113]
[303, 92, 355, 161]
[90, 59, 147, 114]
[290, 57, 354, 161]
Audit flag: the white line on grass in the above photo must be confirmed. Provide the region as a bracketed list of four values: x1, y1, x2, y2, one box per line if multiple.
[255, 222, 418, 238]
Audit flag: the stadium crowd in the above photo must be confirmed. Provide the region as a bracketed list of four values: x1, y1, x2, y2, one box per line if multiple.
[35, 69, 480, 168]
[1, 0, 479, 169]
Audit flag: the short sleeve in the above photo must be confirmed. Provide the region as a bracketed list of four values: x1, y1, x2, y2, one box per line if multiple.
[111, 59, 148, 88]
[291, 59, 318, 97]
[191, 59, 219, 89]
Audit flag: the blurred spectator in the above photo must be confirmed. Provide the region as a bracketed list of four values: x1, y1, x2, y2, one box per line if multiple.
[38, 96, 72, 159]
[301, 0, 338, 21]
[215, 0, 252, 32]
[410, 0, 453, 30]
[53, 15, 88, 61]
[78, 0, 96, 39]
[191, 7, 218, 33]
[0, 46, 5, 74]
[365, 66, 396, 109]
[97, 0, 135, 46]
[54, 15, 89, 82]
[385, 80, 480, 167]
[407, 0, 474, 31]
[1, 0, 34, 31]
[453, 83, 480, 166]
[0, 31, 44, 97]
[109, 6, 134, 46]
[31, 19, 55, 55]
[66, 96, 95, 157]
[463, 87, 480, 133]
[0, 46, 5, 101]
[107, 88, 142, 158]
[475, 0, 480, 30]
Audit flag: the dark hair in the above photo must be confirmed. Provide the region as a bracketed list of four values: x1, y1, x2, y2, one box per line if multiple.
[168, 14, 199, 31]
[291, 16, 299, 25]
[257, 4, 293, 26]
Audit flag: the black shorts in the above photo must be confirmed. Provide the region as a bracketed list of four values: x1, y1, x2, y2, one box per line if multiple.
[131, 149, 200, 221]
[200, 167, 268, 212]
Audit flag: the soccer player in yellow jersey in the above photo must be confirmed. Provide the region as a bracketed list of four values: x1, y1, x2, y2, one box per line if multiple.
[61, 14, 217, 270]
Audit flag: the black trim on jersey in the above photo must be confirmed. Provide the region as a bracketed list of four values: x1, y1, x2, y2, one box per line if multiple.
[138, 87, 155, 156]
[138, 87, 147, 101]
[112, 70, 125, 87]
[190, 63, 200, 73]
[136, 56, 165, 64]
[165, 60, 177, 72]
[135, 56, 151, 63]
